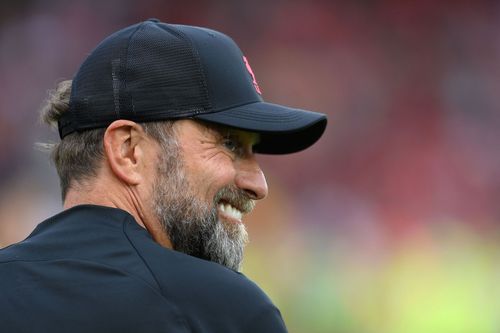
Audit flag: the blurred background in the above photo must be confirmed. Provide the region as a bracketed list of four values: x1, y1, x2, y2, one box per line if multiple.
[1, 0, 499, 332]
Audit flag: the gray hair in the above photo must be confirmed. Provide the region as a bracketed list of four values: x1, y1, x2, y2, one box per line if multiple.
[39, 80, 176, 200]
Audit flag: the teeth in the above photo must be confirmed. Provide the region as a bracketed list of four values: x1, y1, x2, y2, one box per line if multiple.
[218, 203, 243, 220]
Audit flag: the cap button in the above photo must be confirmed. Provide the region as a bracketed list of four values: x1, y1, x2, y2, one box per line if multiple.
[147, 18, 160, 23]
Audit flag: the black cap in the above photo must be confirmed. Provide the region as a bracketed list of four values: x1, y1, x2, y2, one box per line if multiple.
[59, 19, 327, 154]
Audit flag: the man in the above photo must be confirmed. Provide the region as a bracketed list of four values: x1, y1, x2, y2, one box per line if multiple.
[0, 19, 326, 332]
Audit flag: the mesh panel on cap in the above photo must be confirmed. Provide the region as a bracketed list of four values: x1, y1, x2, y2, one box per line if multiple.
[125, 22, 211, 119]
[62, 21, 211, 136]
[69, 24, 134, 131]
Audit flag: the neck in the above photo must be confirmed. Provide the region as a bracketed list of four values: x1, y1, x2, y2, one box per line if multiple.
[63, 183, 173, 249]
[63, 187, 143, 226]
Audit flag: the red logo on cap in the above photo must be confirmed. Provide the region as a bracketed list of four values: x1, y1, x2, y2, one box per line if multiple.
[243, 56, 262, 95]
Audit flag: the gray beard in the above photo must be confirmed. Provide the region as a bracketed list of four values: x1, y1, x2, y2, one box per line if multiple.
[152, 150, 250, 271]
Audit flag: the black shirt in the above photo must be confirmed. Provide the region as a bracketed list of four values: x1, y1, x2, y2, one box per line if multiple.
[0, 205, 287, 332]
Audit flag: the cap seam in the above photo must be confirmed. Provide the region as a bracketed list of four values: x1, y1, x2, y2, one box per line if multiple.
[198, 100, 262, 115]
[122, 22, 148, 118]
[183, 31, 212, 114]
[195, 101, 307, 122]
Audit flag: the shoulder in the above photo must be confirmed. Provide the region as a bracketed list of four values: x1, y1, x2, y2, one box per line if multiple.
[165, 249, 270, 304]
[156, 251, 287, 332]
[126, 225, 287, 332]
[134, 235, 274, 306]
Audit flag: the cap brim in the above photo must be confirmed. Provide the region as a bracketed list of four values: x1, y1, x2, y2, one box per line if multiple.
[193, 102, 327, 154]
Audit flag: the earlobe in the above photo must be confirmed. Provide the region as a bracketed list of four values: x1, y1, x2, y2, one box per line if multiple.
[103, 120, 144, 185]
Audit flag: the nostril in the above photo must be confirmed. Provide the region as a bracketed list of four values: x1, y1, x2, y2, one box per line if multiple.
[244, 189, 258, 200]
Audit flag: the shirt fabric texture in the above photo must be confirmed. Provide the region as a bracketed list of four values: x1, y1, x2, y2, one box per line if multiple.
[0, 205, 288, 332]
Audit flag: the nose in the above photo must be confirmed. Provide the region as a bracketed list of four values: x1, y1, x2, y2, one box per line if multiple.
[234, 156, 268, 200]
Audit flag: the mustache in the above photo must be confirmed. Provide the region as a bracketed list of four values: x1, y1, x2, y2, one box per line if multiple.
[213, 185, 256, 214]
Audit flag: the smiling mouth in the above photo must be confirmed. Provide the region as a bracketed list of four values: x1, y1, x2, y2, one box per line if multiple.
[217, 203, 244, 223]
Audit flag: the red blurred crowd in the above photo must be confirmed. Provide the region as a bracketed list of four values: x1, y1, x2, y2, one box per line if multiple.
[1, 0, 499, 249]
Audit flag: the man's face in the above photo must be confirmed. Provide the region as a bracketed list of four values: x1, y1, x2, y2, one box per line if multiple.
[152, 120, 268, 271]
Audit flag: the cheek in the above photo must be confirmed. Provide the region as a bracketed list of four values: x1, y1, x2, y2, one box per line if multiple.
[143, 155, 161, 200]
[189, 160, 237, 201]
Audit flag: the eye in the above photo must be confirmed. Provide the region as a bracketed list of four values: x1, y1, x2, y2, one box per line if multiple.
[222, 137, 239, 152]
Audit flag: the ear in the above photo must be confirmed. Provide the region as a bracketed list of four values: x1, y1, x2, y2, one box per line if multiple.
[103, 120, 149, 185]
